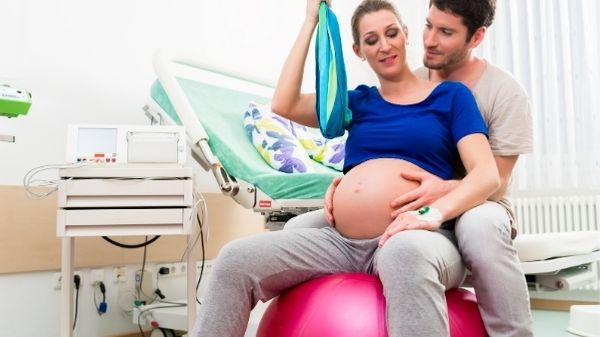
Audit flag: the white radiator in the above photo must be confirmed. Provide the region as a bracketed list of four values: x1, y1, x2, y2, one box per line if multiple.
[512, 194, 600, 291]
[513, 195, 600, 234]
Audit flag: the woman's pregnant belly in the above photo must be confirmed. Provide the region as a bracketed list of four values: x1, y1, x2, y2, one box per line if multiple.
[332, 158, 425, 239]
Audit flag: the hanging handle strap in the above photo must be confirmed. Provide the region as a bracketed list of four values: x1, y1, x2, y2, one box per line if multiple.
[315, 2, 352, 139]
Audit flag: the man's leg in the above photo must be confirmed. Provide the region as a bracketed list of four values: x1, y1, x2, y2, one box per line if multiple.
[190, 227, 375, 337]
[455, 202, 533, 337]
[375, 229, 466, 336]
[284, 208, 329, 230]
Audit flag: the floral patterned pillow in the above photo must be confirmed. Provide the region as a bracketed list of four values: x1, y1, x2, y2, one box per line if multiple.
[243, 102, 346, 173]
[243, 102, 314, 173]
[291, 123, 346, 171]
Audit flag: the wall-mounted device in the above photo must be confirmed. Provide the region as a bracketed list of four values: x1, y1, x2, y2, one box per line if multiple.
[0, 85, 32, 118]
[65, 124, 187, 164]
[1, 85, 32, 142]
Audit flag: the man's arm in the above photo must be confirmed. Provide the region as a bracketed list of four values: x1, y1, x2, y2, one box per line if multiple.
[390, 154, 518, 214]
[489, 155, 518, 201]
[381, 133, 500, 245]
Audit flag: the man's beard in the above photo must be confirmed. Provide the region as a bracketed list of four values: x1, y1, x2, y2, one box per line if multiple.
[423, 45, 469, 70]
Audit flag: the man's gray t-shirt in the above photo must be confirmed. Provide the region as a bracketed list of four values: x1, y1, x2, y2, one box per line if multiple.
[415, 62, 533, 235]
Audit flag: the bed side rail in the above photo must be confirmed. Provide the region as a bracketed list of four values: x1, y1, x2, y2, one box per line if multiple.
[143, 101, 237, 197]
[151, 49, 274, 197]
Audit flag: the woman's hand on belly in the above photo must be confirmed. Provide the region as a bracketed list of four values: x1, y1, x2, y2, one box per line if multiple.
[324, 176, 343, 227]
[378, 211, 443, 247]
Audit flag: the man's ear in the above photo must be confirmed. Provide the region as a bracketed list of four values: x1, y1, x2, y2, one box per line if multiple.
[352, 44, 364, 60]
[469, 26, 486, 48]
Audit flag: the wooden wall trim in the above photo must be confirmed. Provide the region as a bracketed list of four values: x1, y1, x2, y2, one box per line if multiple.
[530, 298, 600, 311]
[0, 185, 265, 274]
[104, 331, 151, 337]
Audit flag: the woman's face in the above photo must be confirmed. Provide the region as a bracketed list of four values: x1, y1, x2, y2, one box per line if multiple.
[354, 10, 407, 80]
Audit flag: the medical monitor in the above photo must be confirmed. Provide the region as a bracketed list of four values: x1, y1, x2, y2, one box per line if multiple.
[66, 124, 186, 165]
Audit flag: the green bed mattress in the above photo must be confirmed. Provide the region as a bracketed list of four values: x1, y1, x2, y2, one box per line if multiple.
[151, 78, 341, 200]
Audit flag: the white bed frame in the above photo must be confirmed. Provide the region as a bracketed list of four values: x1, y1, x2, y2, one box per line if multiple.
[149, 49, 330, 229]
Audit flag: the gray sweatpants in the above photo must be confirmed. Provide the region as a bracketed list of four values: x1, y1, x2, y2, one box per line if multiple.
[191, 226, 465, 337]
[285, 201, 534, 337]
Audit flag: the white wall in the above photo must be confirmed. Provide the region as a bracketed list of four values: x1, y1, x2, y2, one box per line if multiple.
[0, 1, 428, 336]
[0, 0, 427, 187]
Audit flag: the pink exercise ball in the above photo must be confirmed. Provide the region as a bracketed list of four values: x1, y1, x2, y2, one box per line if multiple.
[257, 273, 487, 337]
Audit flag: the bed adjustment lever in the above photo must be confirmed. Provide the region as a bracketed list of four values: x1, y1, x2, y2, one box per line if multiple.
[188, 139, 237, 194]
[190, 139, 240, 197]
[213, 163, 239, 196]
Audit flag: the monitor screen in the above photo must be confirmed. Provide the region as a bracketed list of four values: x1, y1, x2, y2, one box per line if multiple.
[77, 127, 118, 156]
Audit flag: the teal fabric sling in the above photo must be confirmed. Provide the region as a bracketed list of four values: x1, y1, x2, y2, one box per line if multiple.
[315, 2, 352, 139]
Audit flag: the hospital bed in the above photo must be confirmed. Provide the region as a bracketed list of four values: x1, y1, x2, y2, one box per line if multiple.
[142, 49, 600, 333]
[145, 49, 341, 230]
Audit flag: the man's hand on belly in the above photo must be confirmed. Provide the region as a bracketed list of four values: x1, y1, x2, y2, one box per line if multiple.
[389, 171, 459, 217]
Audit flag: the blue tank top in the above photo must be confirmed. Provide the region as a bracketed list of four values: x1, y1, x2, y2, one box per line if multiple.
[344, 81, 487, 179]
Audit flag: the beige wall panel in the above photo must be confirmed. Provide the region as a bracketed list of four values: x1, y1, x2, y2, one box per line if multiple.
[0, 185, 265, 274]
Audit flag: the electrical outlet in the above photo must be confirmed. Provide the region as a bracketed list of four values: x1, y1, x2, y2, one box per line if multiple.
[157, 262, 187, 277]
[197, 260, 214, 276]
[156, 260, 213, 279]
[90, 268, 104, 286]
[113, 266, 126, 284]
[156, 263, 173, 277]
[52, 271, 82, 290]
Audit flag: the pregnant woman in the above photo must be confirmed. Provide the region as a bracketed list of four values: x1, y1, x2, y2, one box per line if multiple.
[191, 1, 499, 336]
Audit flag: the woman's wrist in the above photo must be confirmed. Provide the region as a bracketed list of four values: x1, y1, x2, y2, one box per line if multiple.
[413, 206, 444, 224]
[303, 17, 318, 30]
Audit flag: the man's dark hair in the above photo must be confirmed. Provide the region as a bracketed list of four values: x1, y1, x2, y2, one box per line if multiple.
[429, 0, 496, 41]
